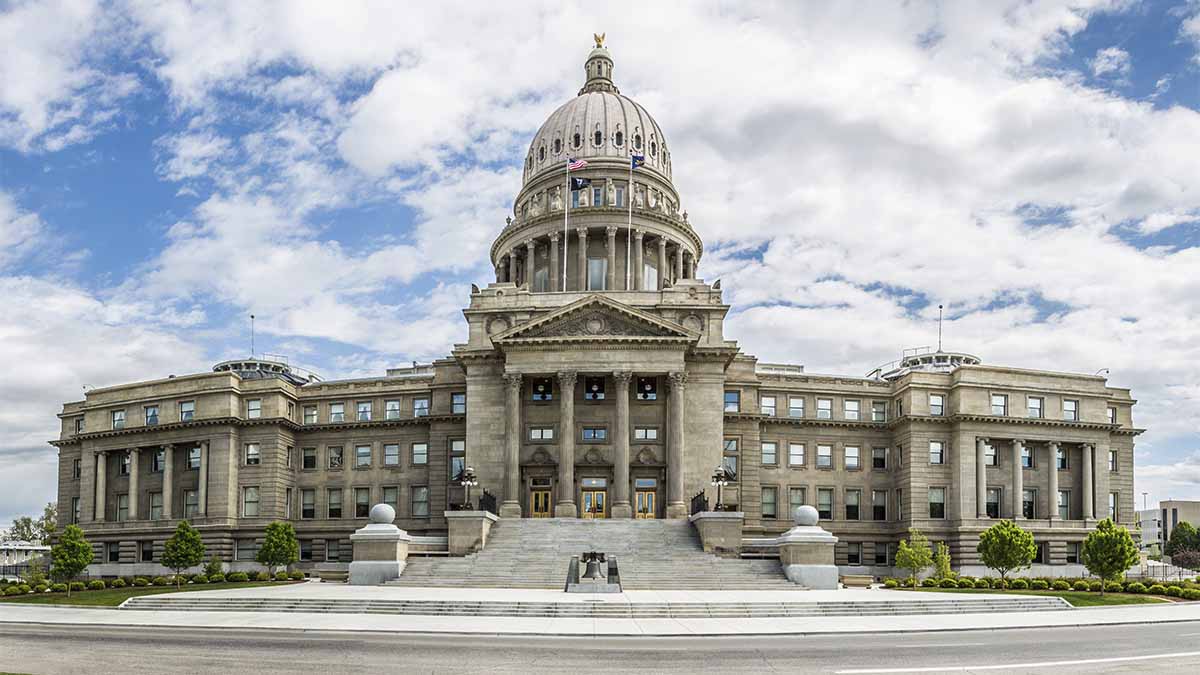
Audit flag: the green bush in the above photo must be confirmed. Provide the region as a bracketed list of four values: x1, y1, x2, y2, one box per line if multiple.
[50, 583, 68, 593]
[255, 571, 270, 582]
[1166, 585, 1183, 597]
[921, 577, 938, 587]
[133, 577, 149, 587]
[87, 580, 106, 590]
[1148, 584, 1167, 595]
[883, 578, 899, 589]
[273, 571, 289, 581]
[939, 578, 958, 588]
[151, 576, 169, 586]
[110, 578, 126, 588]
[33, 583, 49, 593]
[227, 572, 249, 582]
[69, 581, 86, 592]
[17, 584, 31, 594]
[1052, 580, 1071, 591]
[992, 578, 1008, 590]
[208, 573, 225, 583]
[1126, 582, 1147, 594]
[1182, 588, 1200, 601]
[1010, 578, 1029, 590]
[3, 586, 24, 596]
[1030, 579, 1048, 590]
[972, 578, 990, 589]
[957, 576, 974, 585]
[1105, 581, 1124, 593]
[900, 577, 916, 588]
[1089, 580, 1104, 592]
[289, 570, 305, 581]
[1073, 580, 1090, 591]
[191, 574, 209, 584]
[957, 578, 974, 588]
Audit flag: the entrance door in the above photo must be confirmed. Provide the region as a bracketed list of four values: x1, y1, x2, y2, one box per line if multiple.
[635, 490, 656, 519]
[531, 490, 552, 518]
[582, 490, 607, 519]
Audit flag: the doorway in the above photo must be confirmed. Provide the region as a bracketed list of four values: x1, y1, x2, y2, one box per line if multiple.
[582, 490, 607, 519]
[531, 490, 552, 518]
[635, 477, 658, 519]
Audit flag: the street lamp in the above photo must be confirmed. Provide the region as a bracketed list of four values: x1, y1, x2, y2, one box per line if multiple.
[711, 466, 730, 511]
[457, 466, 478, 509]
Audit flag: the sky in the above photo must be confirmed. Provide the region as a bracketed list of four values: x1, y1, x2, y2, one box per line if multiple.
[2, 0, 1200, 529]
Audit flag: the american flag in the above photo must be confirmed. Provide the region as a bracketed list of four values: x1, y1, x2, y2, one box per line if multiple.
[567, 158, 588, 171]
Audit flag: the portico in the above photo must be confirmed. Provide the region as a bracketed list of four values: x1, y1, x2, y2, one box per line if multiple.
[973, 436, 1107, 522]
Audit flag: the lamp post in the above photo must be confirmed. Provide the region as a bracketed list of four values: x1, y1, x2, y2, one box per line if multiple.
[457, 466, 478, 510]
[711, 466, 730, 512]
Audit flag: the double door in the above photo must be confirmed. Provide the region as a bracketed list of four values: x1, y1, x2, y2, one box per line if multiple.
[531, 490, 552, 518]
[635, 490, 657, 519]
[582, 490, 607, 519]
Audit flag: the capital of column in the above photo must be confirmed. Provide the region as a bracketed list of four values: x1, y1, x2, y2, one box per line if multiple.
[575, 227, 588, 239]
[1048, 441, 1060, 449]
[549, 231, 560, 242]
[525, 238, 536, 250]
[633, 229, 644, 241]
[976, 437, 989, 447]
[605, 225, 618, 238]
[612, 370, 633, 386]
[557, 370, 578, 388]
[503, 373, 523, 392]
[1013, 438, 1026, 446]
[667, 371, 687, 391]
[162, 443, 174, 450]
[1081, 443, 1094, 452]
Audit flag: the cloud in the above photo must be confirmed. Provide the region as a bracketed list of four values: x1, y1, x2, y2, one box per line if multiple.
[1136, 452, 1200, 508]
[0, 192, 44, 270]
[1090, 46, 1131, 78]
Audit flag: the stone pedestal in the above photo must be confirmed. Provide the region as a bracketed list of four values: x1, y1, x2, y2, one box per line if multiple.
[445, 510, 499, 555]
[689, 511, 744, 554]
[349, 504, 412, 585]
[776, 505, 839, 590]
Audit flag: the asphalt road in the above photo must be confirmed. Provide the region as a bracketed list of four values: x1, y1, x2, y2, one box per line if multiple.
[1, 620, 1198, 674]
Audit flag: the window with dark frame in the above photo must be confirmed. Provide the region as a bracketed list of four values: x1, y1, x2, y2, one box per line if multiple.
[872, 447, 887, 469]
[928, 487, 946, 519]
[302, 447, 317, 469]
[636, 377, 657, 400]
[845, 489, 860, 520]
[584, 376, 606, 400]
[531, 378, 554, 401]
[723, 390, 740, 412]
[817, 488, 833, 520]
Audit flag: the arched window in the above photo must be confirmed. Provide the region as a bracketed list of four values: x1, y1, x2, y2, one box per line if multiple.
[650, 141, 657, 157]
[553, 138, 561, 154]
[614, 130, 624, 146]
[573, 132, 582, 149]
[594, 130, 603, 146]
[538, 145, 545, 162]
[634, 134, 642, 150]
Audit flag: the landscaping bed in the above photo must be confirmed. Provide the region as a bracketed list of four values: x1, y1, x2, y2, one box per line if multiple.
[890, 586, 1170, 607]
[0, 572, 306, 607]
[880, 575, 1198, 607]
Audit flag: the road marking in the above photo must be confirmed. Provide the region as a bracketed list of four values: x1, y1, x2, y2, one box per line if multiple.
[890, 643, 983, 649]
[835, 650, 1200, 673]
[1179, 632, 1200, 637]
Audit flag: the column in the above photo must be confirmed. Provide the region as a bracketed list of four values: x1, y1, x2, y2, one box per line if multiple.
[94, 451, 107, 522]
[576, 227, 589, 291]
[1011, 439, 1024, 519]
[666, 371, 687, 519]
[128, 449, 140, 521]
[549, 231, 560, 292]
[555, 371, 578, 517]
[198, 440, 210, 517]
[611, 371, 633, 518]
[605, 226, 617, 290]
[525, 239, 536, 289]
[495, 261, 504, 283]
[975, 437, 988, 518]
[684, 252, 695, 279]
[500, 373, 523, 518]
[162, 444, 175, 520]
[508, 251, 517, 284]
[1082, 443, 1095, 519]
[674, 243, 684, 281]
[633, 230, 645, 290]
[657, 237, 667, 290]
[1048, 441, 1060, 520]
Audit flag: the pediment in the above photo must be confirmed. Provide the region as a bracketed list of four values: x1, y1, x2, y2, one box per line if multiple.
[493, 295, 697, 344]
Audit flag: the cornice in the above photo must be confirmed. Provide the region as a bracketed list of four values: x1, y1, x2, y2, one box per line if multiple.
[491, 206, 703, 262]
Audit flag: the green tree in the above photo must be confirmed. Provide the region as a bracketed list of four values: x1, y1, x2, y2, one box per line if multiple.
[39, 502, 58, 544]
[203, 556, 224, 578]
[255, 521, 299, 575]
[162, 521, 206, 589]
[1165, 521, 1198, 557]
[2, 502, 58, 545]
[977, 519, 1037, 581]
[933, 541, 954, 580]
[1082, 518, 1139, 593]
[896, 528, 933, 587]
[50, 524, 93, 597]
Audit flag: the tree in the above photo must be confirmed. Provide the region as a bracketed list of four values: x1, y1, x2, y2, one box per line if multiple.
[162, 521, 206, 589]
[933, 541, 954, 580]
[39, 502, 57, 544]
[896, 528, 933, 587]
[255, 521, 299, 576]
[977, 519, 1036, 581]
[1082, 518, 1139, 593]
[3, 503, 58, 545]
[50, 524, 93, 597]
[1172, 549, 1200, 572]
[1165, 521, 1198, 557]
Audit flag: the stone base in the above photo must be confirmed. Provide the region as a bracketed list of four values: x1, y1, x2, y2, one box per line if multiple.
[554, 502, 578, 518]
[565, 581, 622, 593]
[445, 510, 499, 555]
[349, 560, 406, 586]
[783, 564, 839, 590]
[609, 501, 633, 519]
[689, 511, 744, 553]
[499, 501, 522, 518]
[665, 502, 688, 519]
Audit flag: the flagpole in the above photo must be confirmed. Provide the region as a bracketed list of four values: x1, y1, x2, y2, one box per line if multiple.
[626, 154, 633, 290]
[563, 159, 569, 292]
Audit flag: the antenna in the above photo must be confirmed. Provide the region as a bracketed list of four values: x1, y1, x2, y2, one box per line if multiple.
[937, 304, 944, 352]
[250, 314, 255, 359]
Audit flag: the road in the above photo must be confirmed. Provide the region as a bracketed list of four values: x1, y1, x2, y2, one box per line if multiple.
[0, 621, 1198, 673]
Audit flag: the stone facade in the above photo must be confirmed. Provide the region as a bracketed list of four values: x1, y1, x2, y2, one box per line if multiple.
[49, 41, 1141, 577]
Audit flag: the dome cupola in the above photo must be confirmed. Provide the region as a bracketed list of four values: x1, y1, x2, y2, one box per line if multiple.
[580, 34, 618, 95]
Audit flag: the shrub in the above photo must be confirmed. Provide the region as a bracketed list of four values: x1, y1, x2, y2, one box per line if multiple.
[289, 570, 305, 581]
[940, 578, 958, 588]
[1089, 580, 1104, 592]
[900, 577, 916, 588]
[1148, 584, 1167, 595]
[1166, 585, 1183, 597]
[227, 572, 249, 583]
[883, 578, 899, 589]
[957, 576, 975, 585]
[1126, 582, 1146, 594]
[1052, 580, 1071, 591]
[152, 576, 169, 586]
[50, 583, 68, 593]
[208, 573, 225, 584]
[957, 578, 975, 589]
[2, 586, 23, 596]
[974, 578, 991, 589]
[33, 583, 49, 593]
[1182, 589, 1200, 601]
[191, 574, 209, 584]
[1105, 581, 1124, 593]
[204, 557, 224, 578]
[1073, 580, 1090, 591]
[110, 578, 126, 588]
[133, 577, 149, 587]
[921, 577, 938, 588]
[17, 584, 30, 594]
[1010, 578, 1029, 590]
[255, 571, 270, 582]
[1030, 579, 1049, 590]
[69, 581, 86, 592]
[992, 578, 1008, 590]
[87, 580, 106, 590]
[274, 571, 289, 582]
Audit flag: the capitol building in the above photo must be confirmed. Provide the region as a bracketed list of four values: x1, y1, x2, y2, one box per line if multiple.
[52, 40, 1140, 580]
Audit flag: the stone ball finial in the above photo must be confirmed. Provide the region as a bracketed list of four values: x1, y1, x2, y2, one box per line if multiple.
[369, 503, 396, 524]
[794, 504, 819, 526]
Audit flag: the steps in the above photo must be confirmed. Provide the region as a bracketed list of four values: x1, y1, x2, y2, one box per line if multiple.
[389, 519, 796, 590]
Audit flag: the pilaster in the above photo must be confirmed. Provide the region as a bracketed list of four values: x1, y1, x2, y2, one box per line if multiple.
[555, 370, 578, 517]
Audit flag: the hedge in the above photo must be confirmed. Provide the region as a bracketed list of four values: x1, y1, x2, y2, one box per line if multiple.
[1166, 585, 1183, 597]
[1126, 582, 1147, 594]
[255, 571, 271, 582]
[191, 574, 209, 584]
[87, 580, 106, 590]
[1052, 580, 1071, 591]
[50, 583, 68, 593]
[33, 583, 48, 593]
[133, 577, 150, 587]
[208, 573, 225, 583]
[289, 570, 305, 581]
[1010, 579, 1029, 590]
[974, 578, 991, 589]
[69, 581, 86, 592]
[883, 578, 899, 589]
[939, 578, 958, 588]
[227, 572, 250, 582]
[1183, 589, 1200, 601]
[1148, 584, 1167, 595]
[273, 571, 289, 581]
[1030, 579, 1049, 590]
[1105, 581, 1124, 593]
[110, 578, 127, 588]
[3, 586, 24, 596]
[1089, 580, 1104, 592]
[152, 576, 169, 586]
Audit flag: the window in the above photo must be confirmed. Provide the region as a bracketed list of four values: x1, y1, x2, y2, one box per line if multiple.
[929, 394, 945, 416]
[761, 441, 777, 465]
[355, 488, 370, 518]
[582, 427, 607, 442]
[1063, 399, 1078, 421]
[634, 427, 658, 441]
[284, 488, 292, 519]
[72, 458, 81, 479]
[382, 486, 399, 512]
[1109, 449, 1118, 472]
[847, 542, 862, 565]
[762, 487, 777, 519]
[245, 443, 260, 466]
[1067, 542, 1081, 564]
[529, 427, 555, 441]
[788, 396, 804, 418]
[107, 542, 119, 563]
[141, 541, 154, 563]
[246, 399, 261, 419]
[928, 487, 946, 519]
[817, 444, 832, 469]
[287, 402, 295, 420]
[722, 438, 738, 476]
[985, 441, 997, 466]
[327, 489, 343, 518]
[986, 487, 1001, 518]
[531, 377, 553, 401]
[1021, 445, 1033, 469]
[584, 376, 606, 400]
[872, 401, 887, 422]
[929, 441, 945, 465]
[1023, 489, 1036, 519]
[1109, 492, 1118, 520]
[872, 490, 887, 520]
[301, 490, 315, 519]
[112, 410, 125, 429]
[302, 447, 317, 470]
[874, 542, 892, 565]
[413, 398, 430, 417]
[1056, 446, 1068, 469]
[356, 401, 372, 421]
[330, 402, 345, 422]
[1107, 407, 1116, 425]
[286, 446, 293, 468]
[592, 185, 603, 206]
[145, 405, 159, 426]
[817, 488, 833, 520]
[149, 448, 163, 472]
[236, 539, 257, 561]
[1028, 396, 1043, 418]
[74, 418, 83, 434]
[242, 486, 260, 517]
[384, 444, 400, 466]
[328, 446, 344, 469]
[845, 489, 861, 520]
[817, 398, 833, 419]
[894, 399, 904, 417]
[896, 488, 903, 519]
[303, 405, 316, 424]
[788, 443, 805, 466]
[450, 439, 466, 479]
[116, 493, 129, 522]
[843, 400, 860, 421]
[412, 486, 429, 517]
[991, 394, 1008, 416]
[760, 395, 776, 416]
[789, 487, 806, 515]
[150, 492, 163, 520]
[872, 447, 887, 470]
[594, 130, 603, 146]
[326, 539, 341, 562]
[299, 540, 313, 562]
[452, 393, 466, 414]
[1058, 490, 1070, 520]
[587, 258, 607, 290]
[845, 446, 860, 470]
[184, 490, 199, 517]
[355, 445, 371, 468]
[636, 377, 657, 400]
[723, 391, 740, 412]
[412, 442, 428, 465]
[119, 452, 130, 475]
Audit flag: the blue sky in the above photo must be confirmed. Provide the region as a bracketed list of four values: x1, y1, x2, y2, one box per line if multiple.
[3, 1, 1200, 528]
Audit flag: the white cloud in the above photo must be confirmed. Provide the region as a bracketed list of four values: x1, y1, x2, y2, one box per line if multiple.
[1090, 46, 1131, 78]
[0, 192, 44, 269]
[1136, 452, 1200, 509]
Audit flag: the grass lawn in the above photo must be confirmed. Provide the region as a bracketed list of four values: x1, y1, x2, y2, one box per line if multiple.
[0, 581, 298, 607]
[893, 586, 1171, 607]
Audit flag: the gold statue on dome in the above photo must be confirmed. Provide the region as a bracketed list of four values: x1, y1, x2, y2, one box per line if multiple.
[594, 33, 606, 48]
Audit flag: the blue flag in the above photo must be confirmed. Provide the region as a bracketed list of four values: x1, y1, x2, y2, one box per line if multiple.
[631, 154, 646, 169]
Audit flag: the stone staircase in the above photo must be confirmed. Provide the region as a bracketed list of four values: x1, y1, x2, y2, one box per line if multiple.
[391, 518, 797, 590]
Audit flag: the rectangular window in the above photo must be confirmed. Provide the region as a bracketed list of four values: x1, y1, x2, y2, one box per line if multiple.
[845, 446, 860, 470]
[1107, 407, 1116, 425]
[301, 489, 315, 519]
[184, 490, 199, 518]
[355, 487, 370, 518]
[1066, 542, 1081, 564]
[634, 427, 658, 441]
[847, 542, 862, 566]
[285, 446, 293, 468]
[987, 487, 1001, 518]
[299, 540, 313, 562]
[245, 443, 260, 466]
[72, 458, 81, 479]
[330, 402, 345, 422]
[817, 398, 833, 419]
[116, 493, 129, 522]
[762, 486, 777, 519]
[991, 394, 1008, 416]
[872, 447, 887, 470]
[587, 258, 607, 290]
[327, 489, 343, 518]
[582, 427, 607, 441]
[72, 496, 80, 524]
[592, 185, 602, 206]
[789, 487, 806, 514]
[242, 486, 260, 517]
[531, 377, 553, 401]
[529, 426, 555, 441]
[896, 488, 903, 519]
[356, 401, 372, 421]
[722, 438, 738, 476]
[929, 441, 945, 465]
[873, 490, 888, 521]
[413, 398, 430, 417]
[1109, 492, 1118, 520]
[412, 442, 428, 465]
[788, 396, 805, 418]
[355, 445, 371, 468]
[112, 410, 125, 429]
[1056, 446, 1067, 470]
[452, 393, 466, 414]
[636, 376, 657, 400]
[148, 449, 163, 473]
[145, 405, 159, 426]
[107, 542, 119, 563]
[302, 447, 317, 470]
[871, 401, 887, 422]
[74, 418, 83, 434]
[383, 399, 401, 420]
[150, 492, 163, 520]
[1109, 449, 1118, 472]
[1021, 445, 1033, 469]
[817, 488, 833, 520]
[584, 376, 606, 400]
[119, 452, 130, 475]
[723, 390, 740, 412]
[246, 399, 261, 419]
[1058, 490, 1070, 520]
[449, 439, 466, 479]
[760, 395, 776, 416]
[326, 539, 340, 562]
[929, 394, 945, 416]
[615, 185, 625, 207]
[412, 486, 429, 517]
[874, 542, 891, 565]
[1063, 399, 1078, 421]
[328, 446, 343, 469]
[928, 487, 946, 519]
[817, 444, 832, 469]
[845, 489, 860, 520]
[384, 444, 400, 466]
[284, 488, 292, 518]
[141, 541, 154, 563]
[788, 443, 805, 466]
[303, 405, 317, 424]
[187, 446, 201, 469]
[843, 400, 860, 421]
[180, 400, 195, 422]
[382, 486, 399, 512]
[1028, 396, 1043, 418]
[985, 441, 998, 466]
[761, 441, 777, 465]
[1023, 489, 1036, 519]
[236, 539, 256, 561]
